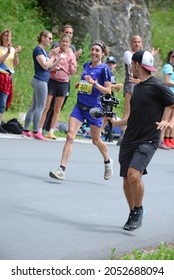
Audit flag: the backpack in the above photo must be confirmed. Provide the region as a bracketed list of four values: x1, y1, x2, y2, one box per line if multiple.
[2, 118, 23, 134]
[56, 121, 68, 133]
[77, 122, 91, 138]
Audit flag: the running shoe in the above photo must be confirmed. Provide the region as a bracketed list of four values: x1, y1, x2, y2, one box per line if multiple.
[49, 167, 65, 180]
[32, 131, 47, 140]
[123, 207, 144, 231]
[46, 132, 57, 140]
[164, 138, 174, 148]
[169, 138, 174, 145]
[123, 211, 134, 230]
[22, 130, 33, 138]
[104, 158, 113, 180]
[158, 141, 170, 150]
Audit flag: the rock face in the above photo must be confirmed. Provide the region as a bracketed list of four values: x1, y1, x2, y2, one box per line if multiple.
[38, 0, 152, 61]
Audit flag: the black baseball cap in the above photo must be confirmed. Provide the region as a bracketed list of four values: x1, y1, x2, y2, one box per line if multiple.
[132, 50, 157, 72]
[106, 56, 117, 64]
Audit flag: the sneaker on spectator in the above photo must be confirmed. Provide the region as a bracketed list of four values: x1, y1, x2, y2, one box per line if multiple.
[158, 141, 170, 150]
[49, 167, 65, 180]
[46, 132, 56, 140]
[104, 158, 113, 180]
[169, 138, 174, 145]
[22, 130, 33, 138]
[164, 138, 174, 148]
[32, 131, 47, 140]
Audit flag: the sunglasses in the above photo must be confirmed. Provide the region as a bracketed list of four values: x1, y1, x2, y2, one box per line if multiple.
[47, 37, 53, 41]
[171, 55, 174, 58]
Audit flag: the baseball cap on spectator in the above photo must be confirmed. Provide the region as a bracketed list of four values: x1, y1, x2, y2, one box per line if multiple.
[106, 56, 117, 64]
[132, 50, 157, 72]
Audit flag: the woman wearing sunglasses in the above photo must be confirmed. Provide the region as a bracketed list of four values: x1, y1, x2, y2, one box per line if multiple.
[22, 30, 65, 140]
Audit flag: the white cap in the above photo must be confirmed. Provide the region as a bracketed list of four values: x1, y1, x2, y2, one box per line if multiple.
[132, 50, 157, 72]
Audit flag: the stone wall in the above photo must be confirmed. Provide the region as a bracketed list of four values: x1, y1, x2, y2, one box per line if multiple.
[38, 0, 152, 62]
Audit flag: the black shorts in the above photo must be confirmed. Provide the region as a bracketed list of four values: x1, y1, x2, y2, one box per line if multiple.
[119, 142, 158, 177]
[48, 78, 69, 97]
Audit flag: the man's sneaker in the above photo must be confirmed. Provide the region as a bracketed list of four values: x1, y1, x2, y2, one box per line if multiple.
[123, 211, 134, 230]
[49, 167, 65, 180]
[104, 158, 113, 180]
[32, 131, 47, 140]
[22, 130, 33, 138]
[123, 207, 144, 231]
[130, 207, 144, 230]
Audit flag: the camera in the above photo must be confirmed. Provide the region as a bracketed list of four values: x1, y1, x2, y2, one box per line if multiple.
[100, 93, 120, 117]
[89, 93, 120, 142]
[90, 93, 119, 119]
[101, 93, 120, 142]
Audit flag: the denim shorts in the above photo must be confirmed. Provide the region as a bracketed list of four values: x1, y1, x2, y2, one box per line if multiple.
[119, 142, 158, 177]
[0, 92, 8, 113]
[71, 103, 103, 127]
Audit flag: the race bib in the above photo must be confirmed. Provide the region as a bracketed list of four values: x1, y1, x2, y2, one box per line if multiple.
[78, 80, 93, 94]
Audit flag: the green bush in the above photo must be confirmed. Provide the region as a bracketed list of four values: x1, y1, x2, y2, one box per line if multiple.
[149, 1, 174, 62]
[0, 0, 50, 113]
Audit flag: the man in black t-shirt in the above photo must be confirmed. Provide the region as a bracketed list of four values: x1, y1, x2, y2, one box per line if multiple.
[109, 50, 174, 231]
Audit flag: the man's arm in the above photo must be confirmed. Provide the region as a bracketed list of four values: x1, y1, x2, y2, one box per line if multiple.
[107, 115, 128, 127]
[156, 104, 174, 130]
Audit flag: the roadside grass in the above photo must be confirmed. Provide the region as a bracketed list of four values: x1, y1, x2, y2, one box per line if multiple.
[109, 242, 174, 260]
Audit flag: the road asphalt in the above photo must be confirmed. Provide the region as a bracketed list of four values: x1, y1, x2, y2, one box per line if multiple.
[0, 134, 174, 260]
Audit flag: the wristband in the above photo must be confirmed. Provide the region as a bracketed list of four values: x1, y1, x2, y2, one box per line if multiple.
[93, 81, 99, 87]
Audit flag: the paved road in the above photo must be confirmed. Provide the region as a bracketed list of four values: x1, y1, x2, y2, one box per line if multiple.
[0, 134, 174, 260]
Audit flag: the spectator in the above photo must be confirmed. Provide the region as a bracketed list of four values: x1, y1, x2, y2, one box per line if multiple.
[0, 29, 21, 133]
[106, 55, 123, 93]
[117, 35, 143, 144]
[39, 34, 77, 139]
[159, 49, 174, 149]
[43, 24, 82, 131]
[52, 24, 82, 60]
[22, 30, 65, 140]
